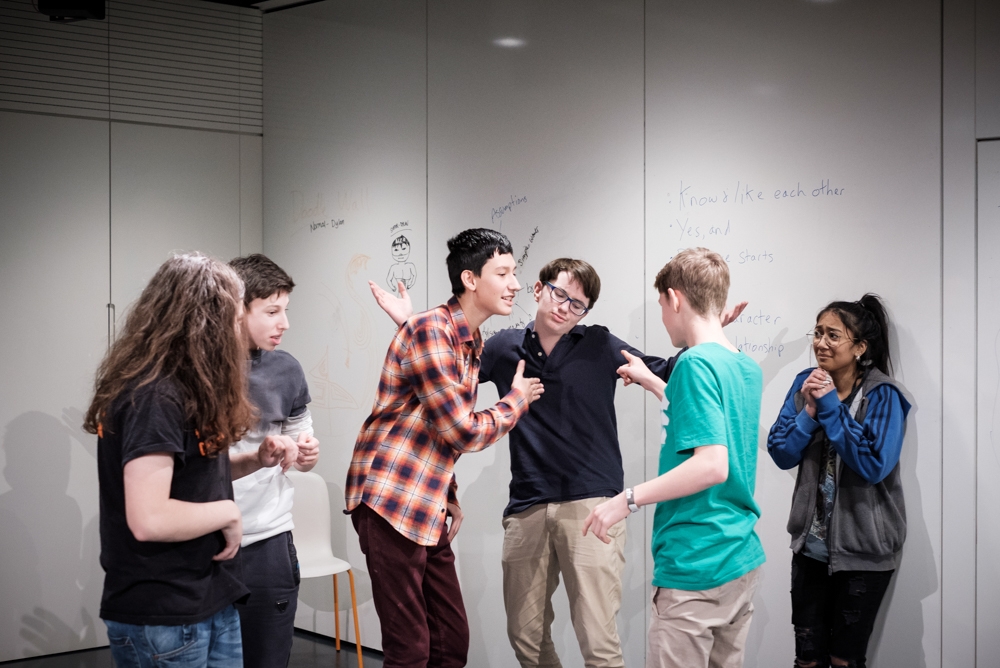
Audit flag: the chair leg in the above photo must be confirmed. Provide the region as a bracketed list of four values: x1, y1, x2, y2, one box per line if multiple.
[348, 569, 363, 668]
[333, 573, 341, 651]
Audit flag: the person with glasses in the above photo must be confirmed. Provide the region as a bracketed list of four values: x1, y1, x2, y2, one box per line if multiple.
[371, 257, 746, 668]
[766, 294, 911, 668]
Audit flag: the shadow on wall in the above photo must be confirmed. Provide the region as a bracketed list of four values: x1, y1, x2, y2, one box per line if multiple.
[744, 566, 773, 668]
[454, 441, 522, 667]
[0, 411, 100, 660]
[868, 326, 937, 668]
[757, 327, 810, 393]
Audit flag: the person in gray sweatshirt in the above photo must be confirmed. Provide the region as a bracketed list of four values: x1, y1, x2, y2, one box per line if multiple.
[767, 294, 911, 668]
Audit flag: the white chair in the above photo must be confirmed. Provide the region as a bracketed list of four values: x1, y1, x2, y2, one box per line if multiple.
[287, 470, 363, 668]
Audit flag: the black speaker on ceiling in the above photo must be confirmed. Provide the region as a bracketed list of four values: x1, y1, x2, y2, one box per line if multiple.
[36, 0, 105, 22]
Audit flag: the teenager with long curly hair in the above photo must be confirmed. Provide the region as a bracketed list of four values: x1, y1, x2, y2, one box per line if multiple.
[84, 253, 261, 667]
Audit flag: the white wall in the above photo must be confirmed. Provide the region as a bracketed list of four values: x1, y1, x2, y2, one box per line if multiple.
[0, 110, 262, 662]
[262, 1, 989, 666]
[263, 0, 428, 648]
[1, 0, 994, 663]
[0, 111, 110, 662]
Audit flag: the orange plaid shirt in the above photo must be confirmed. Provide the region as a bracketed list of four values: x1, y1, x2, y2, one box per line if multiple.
[345, 297, 529, 546]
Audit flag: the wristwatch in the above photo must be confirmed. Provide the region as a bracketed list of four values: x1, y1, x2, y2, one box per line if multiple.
[625, 487, 640, 514]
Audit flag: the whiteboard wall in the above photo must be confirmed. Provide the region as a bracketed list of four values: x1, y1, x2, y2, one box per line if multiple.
[0, 110, 263, 661]
[263, 1, 943, 665]
[644, 2, 941, 665]
[976, 139, 1000, 665]
[0, 111, 109, 663]
[263, 0, 428, 649]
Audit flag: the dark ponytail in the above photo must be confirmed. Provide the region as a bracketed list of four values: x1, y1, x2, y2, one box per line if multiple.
[817, 293, 893, 376]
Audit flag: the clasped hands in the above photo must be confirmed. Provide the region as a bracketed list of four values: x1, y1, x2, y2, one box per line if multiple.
[256, 431, 319, 472]
[800, 367, 835, 418]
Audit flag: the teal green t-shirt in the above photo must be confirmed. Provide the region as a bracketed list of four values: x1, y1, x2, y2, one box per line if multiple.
[651, 342, 766, 590]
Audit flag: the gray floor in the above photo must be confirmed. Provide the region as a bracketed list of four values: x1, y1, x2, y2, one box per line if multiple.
[0, 631, 383, 667]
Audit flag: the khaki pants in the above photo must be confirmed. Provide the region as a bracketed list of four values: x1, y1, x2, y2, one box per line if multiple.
[646, 567, 762, 668]
[502, 498, 627, 668]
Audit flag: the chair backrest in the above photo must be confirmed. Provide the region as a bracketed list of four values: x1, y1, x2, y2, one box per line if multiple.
[286, 470, 336, 564]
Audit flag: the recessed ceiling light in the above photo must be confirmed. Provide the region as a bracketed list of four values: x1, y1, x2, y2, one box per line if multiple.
[493, 37, 526, 48]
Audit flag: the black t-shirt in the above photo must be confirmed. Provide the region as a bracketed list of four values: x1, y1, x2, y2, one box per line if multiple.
[97, 378, 249, 625]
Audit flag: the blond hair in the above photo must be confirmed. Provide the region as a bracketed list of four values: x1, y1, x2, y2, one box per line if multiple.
[653, 247, 729, 316]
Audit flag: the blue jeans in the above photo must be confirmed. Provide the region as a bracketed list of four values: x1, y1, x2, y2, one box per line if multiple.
[104, 605, 243, 667]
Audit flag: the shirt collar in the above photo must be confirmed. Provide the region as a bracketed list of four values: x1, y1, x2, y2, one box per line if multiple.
[525, 320, 587, 339]
[447, 296, 483, 354]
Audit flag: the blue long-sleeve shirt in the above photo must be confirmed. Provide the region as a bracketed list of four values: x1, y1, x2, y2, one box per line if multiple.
[767, 368, 911, 485]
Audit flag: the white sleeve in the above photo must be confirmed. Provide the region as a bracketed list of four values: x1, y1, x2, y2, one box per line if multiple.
[281, 408, 314, 439]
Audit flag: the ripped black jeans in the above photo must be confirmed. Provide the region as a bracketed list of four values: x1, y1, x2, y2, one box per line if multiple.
[790, 552, 894, 668]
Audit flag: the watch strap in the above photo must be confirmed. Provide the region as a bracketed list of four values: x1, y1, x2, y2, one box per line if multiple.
[625, 487, 640, 514]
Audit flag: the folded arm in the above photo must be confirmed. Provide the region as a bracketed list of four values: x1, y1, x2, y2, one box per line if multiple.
[123, 453, 242, 560]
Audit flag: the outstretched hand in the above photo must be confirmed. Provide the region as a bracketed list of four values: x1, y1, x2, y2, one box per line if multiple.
[369, 280, 413, 327]
[720, 301, 749, 327]
[618, 350, 666, 400]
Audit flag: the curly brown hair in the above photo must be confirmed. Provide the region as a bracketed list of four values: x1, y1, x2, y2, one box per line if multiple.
[83, 253, 256, 456]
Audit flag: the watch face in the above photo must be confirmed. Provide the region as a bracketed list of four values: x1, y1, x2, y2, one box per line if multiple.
[625, 488, 638, 512]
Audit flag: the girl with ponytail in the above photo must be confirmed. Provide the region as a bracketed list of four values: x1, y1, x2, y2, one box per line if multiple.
[767, 294, 911, 668]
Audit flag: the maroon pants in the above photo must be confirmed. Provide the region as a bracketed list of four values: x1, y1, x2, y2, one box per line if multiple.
[352, 503, 469, 668]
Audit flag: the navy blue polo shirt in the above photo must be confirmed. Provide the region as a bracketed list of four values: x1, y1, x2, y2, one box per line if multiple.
[480, 322, 676, 516]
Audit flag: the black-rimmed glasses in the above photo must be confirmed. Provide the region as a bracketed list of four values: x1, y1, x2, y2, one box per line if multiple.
[544, 282, 590, 316]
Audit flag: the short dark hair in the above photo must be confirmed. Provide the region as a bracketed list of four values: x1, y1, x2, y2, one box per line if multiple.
[538, 258, 601, 307]
[445, 228, 513, 296]
[229, 254, 295, 306]
[392, 235, 410, 247]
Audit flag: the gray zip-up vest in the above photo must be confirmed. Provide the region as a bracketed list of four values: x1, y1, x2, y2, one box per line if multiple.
[787, 368, 906, 572]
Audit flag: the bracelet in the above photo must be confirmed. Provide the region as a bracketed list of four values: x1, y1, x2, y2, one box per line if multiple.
[625, 487, 640, 514]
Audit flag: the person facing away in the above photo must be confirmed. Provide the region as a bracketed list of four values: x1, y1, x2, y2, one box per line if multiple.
[585, 247, 766, 668]
[227, 254, 320, 668]
[84, 253, 265, 667]
[371, 257, 749, 668]
[767, 294, 910, 668]
[345, 228, 544, 668]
